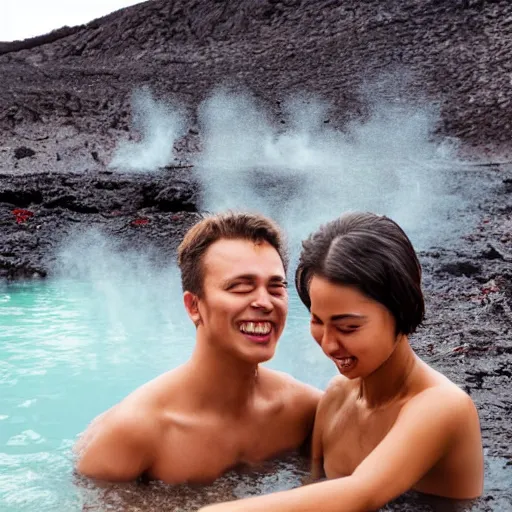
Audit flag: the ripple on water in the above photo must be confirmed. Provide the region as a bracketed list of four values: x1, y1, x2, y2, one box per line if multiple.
[75, 453, 310, 512]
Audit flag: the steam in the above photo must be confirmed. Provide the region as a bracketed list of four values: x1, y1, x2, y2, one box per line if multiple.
[195, 90, 463, 251]
[107, 85, 469, 250]
[53, 229, 194, 354]
[109, 89, 186, 172]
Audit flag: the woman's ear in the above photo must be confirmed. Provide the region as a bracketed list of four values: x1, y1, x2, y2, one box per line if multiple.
[184, 291, 201, 327]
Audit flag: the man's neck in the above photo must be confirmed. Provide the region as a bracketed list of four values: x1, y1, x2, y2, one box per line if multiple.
[358, 335, 419, 409]
[183, 340, 260, 416]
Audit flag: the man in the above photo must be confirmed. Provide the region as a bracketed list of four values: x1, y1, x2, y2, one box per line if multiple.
[74, 211, 322, 484]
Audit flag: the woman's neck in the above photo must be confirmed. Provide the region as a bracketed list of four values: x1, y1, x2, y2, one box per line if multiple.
[358, 335, 419, 408]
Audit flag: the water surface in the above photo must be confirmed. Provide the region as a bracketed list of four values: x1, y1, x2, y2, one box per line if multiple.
[0, 278, 335, 511]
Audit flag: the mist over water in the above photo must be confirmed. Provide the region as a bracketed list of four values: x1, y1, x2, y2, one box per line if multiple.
[53, 229, 194, 349]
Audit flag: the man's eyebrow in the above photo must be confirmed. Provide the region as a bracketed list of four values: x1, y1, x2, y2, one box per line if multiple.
[222, 274, 287, 286]
[311, 313, 367, 321]
[269, 276, 288, 285]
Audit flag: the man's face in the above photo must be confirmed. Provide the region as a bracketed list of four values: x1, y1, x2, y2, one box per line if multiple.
[194, 238, 288, 364]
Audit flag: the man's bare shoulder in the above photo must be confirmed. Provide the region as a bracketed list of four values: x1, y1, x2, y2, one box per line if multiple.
[317, 374, 354, 413]
[75, 394, 157, 456]
[260, 367, 323, 405]
[75, 369, 187, 456]
[123, 367, 186, 408]
[74, 369, 191, 481]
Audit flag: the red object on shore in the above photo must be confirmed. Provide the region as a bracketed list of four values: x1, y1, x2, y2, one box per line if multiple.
[130, 218, 150, 227]
[12, 208, 34, 224]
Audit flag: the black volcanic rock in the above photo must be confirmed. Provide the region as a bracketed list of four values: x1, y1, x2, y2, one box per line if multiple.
[1, 0, 512, 149]
[14, 146, 36, 159]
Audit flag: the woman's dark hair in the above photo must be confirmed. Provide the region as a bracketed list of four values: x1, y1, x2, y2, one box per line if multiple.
[295, 212, 425, 335]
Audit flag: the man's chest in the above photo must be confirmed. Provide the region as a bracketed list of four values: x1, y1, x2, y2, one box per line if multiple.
[149, 414, 305, 484]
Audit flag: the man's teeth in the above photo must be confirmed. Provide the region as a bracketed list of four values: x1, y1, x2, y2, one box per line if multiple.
[240, 322, 272, 335]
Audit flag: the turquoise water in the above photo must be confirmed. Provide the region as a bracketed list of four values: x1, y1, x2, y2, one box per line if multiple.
[0, 277, 336, 512]
[2, 268, 511, 511]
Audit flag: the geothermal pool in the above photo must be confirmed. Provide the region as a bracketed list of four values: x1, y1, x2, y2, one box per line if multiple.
[2, 274, 512, 511]
[0, 277, 336, 512]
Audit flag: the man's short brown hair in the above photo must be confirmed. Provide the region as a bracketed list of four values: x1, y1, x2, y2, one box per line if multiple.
[177, 211, 288, 296]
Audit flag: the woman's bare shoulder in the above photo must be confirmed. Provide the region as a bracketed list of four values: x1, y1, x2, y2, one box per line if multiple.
[404, 378, 478, 428]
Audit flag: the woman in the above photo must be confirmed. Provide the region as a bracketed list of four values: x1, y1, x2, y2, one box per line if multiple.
[199, 212, 484, 511]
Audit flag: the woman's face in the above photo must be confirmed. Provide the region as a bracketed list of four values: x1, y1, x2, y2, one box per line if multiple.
[309, 275, 399, 379]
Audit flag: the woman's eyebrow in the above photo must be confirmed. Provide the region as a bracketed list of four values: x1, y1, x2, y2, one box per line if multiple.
[311, 312, 367, 321]
[331, 314, 367, 321]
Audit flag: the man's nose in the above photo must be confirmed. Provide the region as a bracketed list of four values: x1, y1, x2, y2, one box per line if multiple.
[250, 288, 274, 312]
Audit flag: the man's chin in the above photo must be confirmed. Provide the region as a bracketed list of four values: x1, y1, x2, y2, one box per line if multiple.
[240, 344, 276, 364]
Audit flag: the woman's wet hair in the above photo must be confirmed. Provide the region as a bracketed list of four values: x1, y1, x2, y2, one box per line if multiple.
[178, 211, 288, 297]
[295, 212, 425, 335]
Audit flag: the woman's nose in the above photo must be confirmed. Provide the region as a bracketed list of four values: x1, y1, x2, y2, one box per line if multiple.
[321, 327, 341, 355]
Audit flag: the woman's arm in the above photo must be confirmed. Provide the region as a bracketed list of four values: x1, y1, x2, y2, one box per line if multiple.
[198, 387, 472, 512]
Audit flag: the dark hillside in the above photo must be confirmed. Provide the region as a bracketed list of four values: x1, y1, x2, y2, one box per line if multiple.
[1, 0, 512, 147]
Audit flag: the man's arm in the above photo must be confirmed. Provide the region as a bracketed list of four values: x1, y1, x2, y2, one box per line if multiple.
[74, 406, 156, 482]
[198, 387, 473, 512]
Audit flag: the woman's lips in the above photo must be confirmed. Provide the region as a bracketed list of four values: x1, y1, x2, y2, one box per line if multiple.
[334, 356, 357, 371]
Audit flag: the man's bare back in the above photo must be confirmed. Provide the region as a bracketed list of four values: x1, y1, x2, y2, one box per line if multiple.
[315, 359, 483, 500]
[75, 364, 320, 484]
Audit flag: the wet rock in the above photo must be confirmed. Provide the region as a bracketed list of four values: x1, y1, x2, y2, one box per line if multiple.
[436, 260, 481, 277]
[0, 188, 43, 207]
[13, 146, 36, 159]
[142, 181, 198, 212]
[480, 245, 505, 261]
[43, 195, 100, 214]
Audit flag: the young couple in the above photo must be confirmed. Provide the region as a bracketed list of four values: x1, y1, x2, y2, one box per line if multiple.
[74, 211, 484, 511]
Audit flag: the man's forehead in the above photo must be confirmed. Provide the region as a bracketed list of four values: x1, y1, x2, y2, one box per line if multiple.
[203, 238, 284, 277]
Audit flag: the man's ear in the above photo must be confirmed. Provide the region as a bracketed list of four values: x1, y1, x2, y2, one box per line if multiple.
[184, 291, 202, 327]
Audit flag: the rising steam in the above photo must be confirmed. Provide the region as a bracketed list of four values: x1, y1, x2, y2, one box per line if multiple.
[107, 86, 467, 251]
[194, 89, 464, 251]
[109, 89, 186, 172]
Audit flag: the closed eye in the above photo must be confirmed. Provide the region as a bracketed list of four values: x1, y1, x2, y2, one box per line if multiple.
[336, 325, 360, 333]
[228, 283, 254, 293]
[269, 283, 287, 296]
